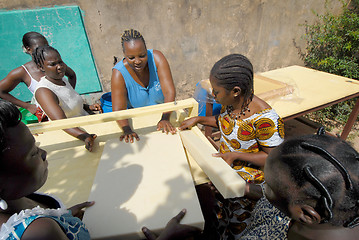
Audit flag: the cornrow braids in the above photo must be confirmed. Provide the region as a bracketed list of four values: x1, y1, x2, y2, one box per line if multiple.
[301, 142, 353, 190]
[272, 133, 359, 227]
[303, 165, 333, 223]
[0, 100, 22, 154]
[33, 46, 59, 69]
[210, 54, 254, 111]
[120, 29, 146, 51]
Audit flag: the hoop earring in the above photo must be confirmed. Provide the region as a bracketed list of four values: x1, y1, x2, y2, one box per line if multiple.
[0, 198, 8, 210]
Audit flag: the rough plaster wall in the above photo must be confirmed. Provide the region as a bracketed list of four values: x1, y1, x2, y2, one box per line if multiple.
[1, 0, 346, 99]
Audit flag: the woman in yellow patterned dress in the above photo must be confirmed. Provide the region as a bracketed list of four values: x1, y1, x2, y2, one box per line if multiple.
[180, 54, 284, 239]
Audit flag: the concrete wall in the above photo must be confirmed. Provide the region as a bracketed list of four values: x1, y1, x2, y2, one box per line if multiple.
[1, 0, 347, 99]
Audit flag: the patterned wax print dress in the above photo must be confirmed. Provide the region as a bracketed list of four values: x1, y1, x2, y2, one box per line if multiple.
[215, 106, 284, 239]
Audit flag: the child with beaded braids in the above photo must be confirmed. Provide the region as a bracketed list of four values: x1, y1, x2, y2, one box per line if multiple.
[111, 29, 176, 143]
[180, 54, 284, 239]
[33, 46, 102, 152]
[241, 129, 359, 240]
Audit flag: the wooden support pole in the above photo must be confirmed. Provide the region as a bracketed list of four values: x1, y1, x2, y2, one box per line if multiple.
[341, 97, 359, 140]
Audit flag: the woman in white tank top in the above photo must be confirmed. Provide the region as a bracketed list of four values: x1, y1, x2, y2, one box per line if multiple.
[0, 32, 76, 117]
[34, 46, 101, 152]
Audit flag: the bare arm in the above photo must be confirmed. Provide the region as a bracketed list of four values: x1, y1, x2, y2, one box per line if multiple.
[179, 115, 219, 130]
[65, 65, 77, 89]
[212, 146, 274, 167]
[35, 88, 96, 151]
[111, 68, 139, 142]
[153, 50, 177, 134]
[0, 67, 37, 113]
[153, 50, 176, 105]
[22, 217, 69, 240]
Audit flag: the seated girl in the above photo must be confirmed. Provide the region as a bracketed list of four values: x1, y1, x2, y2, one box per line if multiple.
[179, 54, 284, 239]
[34, 46, 101, 152]
[0, 31, 76, 120]
[111, 29, 176, 143]
[241, 129, 359, 240]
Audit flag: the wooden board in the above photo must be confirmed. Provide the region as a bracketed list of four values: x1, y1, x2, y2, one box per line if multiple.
[258, 65, 359, 118]
[180, 128, 246, 198]
[254, 74, 294, 101]
[82, 132, 204, 239]
[36, 99, 200, 207]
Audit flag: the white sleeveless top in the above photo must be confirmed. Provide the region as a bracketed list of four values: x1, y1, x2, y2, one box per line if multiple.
[35, 77, 88, 119]
[21, 65, 38, 94]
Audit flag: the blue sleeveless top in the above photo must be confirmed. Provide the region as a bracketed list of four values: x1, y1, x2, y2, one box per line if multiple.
[113, 49, 164, 109]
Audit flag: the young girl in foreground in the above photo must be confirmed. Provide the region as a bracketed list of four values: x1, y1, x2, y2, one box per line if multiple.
[33, 46, 101, 152]
[180, 54, 284, 239]
[0, 32, 76, 119]
[241, 130, 359, 240]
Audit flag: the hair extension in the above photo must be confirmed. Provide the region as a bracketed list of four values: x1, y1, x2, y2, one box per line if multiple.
[345, 216, 359, 228]
[210, 54, 254, 111]
[303, 166, 333, 222]
[301, 142, 353, 190]
[316, 126, 326, 135]
[0, 100, 22, 153]
[113, 56, 119, 65]
[33, 46, 60, 68]
[121, 29, 146, 50]
[22, 32, 46, 48]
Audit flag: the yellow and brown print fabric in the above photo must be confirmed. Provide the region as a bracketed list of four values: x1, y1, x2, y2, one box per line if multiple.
[218, 106, 284, 183]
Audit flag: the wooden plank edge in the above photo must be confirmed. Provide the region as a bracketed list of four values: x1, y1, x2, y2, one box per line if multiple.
[179, 129, 246, 198]
[28, 98, 198, 134]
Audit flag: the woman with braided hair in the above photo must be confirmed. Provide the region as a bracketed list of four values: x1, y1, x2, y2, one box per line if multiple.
[241, 129, 359, 240]
[180, 54, 284, 239]
[0, 32, 76, 121]
[33, 46, 102, 152]
[111, 29, 176, 143]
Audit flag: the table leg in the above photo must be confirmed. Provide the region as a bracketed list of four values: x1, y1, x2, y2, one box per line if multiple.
[341, 97, 359, 140]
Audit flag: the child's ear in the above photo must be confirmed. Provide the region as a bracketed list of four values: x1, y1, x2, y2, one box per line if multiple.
[232, 86, 241, 97]
[291, 205, 322, 225]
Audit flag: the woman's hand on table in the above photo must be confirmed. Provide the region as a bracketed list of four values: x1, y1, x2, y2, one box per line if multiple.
[157, 120, 177, 134]
[120, 126, 140, 143]
[68, 201, 95, 220]
[78, 133, 97, 152]
[142, 209, 201, 240]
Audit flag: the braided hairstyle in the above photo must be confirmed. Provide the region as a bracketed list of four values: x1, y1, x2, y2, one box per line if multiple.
[33, 46, 60, 69]
[270, 129, 359, 228]
[120, 29, 146, 51]
[210, 54, 254, 111]
[0, 100, 22, 154]
[22, 32, 47, 49]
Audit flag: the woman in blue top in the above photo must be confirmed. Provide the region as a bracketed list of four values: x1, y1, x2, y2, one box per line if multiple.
[111, 29, 176, 143]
